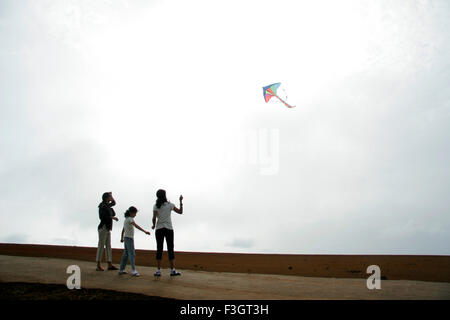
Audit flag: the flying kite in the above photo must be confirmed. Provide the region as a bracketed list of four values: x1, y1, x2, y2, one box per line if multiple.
[262, 82, 295, 108]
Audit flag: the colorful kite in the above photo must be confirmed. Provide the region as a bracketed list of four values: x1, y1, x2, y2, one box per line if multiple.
[262, 82, 295, 108]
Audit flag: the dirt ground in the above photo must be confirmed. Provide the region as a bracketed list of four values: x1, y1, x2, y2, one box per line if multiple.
[1, 255, 450, 300]
[0, 243, 449, 282]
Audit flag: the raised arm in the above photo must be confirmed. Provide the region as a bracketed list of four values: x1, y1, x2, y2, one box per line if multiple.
[107, 194, 117, 220]
[107, 193, 116, 207]
[173, 195, 183, 214]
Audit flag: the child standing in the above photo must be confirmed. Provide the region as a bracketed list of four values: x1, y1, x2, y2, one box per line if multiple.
[119, 206, 150, 277]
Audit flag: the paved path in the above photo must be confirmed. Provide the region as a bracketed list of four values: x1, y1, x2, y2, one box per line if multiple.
[0, 255, 449, 300]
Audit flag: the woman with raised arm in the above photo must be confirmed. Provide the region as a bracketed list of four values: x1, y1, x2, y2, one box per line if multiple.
[152, 189, 183, 277]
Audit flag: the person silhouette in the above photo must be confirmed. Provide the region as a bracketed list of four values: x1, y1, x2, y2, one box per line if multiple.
[152, 189, 183, 277]
[96, 192, 119, 271]
[118, 206, 151, 277]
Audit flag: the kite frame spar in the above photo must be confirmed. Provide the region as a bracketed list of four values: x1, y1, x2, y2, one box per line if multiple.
[262, 82, 295, 108]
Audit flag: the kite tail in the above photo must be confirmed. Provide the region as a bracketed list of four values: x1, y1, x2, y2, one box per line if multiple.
[275, 94, 295, 108]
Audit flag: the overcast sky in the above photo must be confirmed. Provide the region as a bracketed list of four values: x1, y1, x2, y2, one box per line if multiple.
[1, 0, 449, 254]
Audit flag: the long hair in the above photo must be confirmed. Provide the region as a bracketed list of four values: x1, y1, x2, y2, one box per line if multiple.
[155, 189, 167, 209]
[124, 206, 138, 217]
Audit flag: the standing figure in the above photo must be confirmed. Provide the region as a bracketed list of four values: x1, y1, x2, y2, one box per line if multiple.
[119, 206, 151, 277]
[152, 189, 184, 277]
[96, 192, 118, 271]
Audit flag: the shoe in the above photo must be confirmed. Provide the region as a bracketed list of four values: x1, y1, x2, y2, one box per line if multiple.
[132, 271, 140, 277]
[118, 270, 128, 275]
[108, 265, 118, 271]
[96, 267, 104, 271]
[170, 270, 181, 276]
[154, 270, 161, 277]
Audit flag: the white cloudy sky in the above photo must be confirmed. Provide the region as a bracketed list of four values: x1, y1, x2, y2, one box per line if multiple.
[1, 0, 449, 254]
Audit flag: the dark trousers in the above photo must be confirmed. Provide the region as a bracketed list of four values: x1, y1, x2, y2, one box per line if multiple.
[155, 228, 175, 260]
